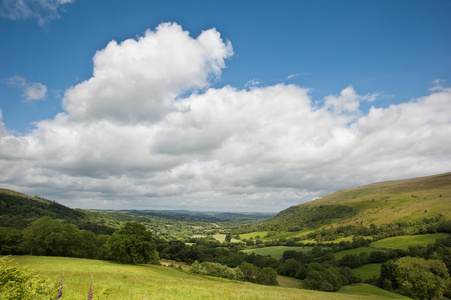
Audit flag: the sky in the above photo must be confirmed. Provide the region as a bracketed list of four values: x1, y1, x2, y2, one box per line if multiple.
[0, 0, 450, 212]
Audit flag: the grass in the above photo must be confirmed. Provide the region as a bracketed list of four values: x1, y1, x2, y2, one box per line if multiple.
[337, 284, 411, 299]
[333, 247, 381, 260]
[241, 246, 313, 259]
[239, 231, 267, 240]
[277, 275, 303, 289]
[8, 256, 400, 300]
[353, 264, 382, 281]
[370, 233, 449, 250]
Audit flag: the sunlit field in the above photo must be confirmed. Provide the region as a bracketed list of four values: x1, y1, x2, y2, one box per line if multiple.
[10, 256, 404, 300]
[369, 233, 449, 250]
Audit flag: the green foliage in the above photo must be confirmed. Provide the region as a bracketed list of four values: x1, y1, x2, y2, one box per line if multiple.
[238, 262, 278, 285]
[0, 191, 114, 234]
[0, 256, 55, 300]
[106, 222, 159, 264]
[393, 257, 450, 299]
[190, 261, 244, 281]
[21, 216, 64, 256]
[0, 227, 22, 255]
[261, 204, 357, 231]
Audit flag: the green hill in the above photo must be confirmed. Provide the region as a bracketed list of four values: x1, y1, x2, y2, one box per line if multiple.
[0, 189, 114, 234]
[260, 172, 451, 231]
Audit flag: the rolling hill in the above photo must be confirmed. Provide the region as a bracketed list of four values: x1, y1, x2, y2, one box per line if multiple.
[259, 172, 451, 231]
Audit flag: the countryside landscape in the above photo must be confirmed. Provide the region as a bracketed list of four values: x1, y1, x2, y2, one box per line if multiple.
[1, 1, 451, 299]
[1, 172, 450, 299]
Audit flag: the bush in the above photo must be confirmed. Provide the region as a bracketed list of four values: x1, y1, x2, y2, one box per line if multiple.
[0, 256, 56, 299]
[190, 261, 244, 281]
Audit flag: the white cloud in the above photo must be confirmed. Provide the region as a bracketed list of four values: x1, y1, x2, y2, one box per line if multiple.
[0, 0, 74, 25]
[0, 23, 450, 212]
[6, 76, 47, 102]
[63, 22, 233, 123]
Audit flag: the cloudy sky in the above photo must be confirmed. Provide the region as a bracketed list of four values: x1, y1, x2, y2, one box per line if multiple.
[0, 0, 450, 212]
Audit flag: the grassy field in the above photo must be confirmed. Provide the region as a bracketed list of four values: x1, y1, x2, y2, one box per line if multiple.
[239, 231, 267, 240]
[370, 233, 448, 250]
[241, 246, 313, 259]
[9, 256, 404, 300]
[337, 284, 411, 299]
[333, 247, 381, 260]
[353, 264, 382, 281]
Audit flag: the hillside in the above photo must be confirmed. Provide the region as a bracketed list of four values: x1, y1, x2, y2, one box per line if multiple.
[0, 189, 114, 234]
[260, 172, 451, 231]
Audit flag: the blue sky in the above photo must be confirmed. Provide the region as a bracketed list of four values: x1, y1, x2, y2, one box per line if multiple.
[0, 0, 450, 211]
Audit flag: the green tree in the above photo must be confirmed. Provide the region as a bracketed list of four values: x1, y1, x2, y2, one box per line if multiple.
[0, 227, 22, 255]
[394, 257, 450, 299]
[21, 216, 63, 256]
[106, 222, 159, 264]
[224, 233, 232, 243]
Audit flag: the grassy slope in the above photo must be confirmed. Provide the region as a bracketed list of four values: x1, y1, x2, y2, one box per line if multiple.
[313, 172, 451, 226]
[11, 256, 404, 300]
[0, 188, 51, 204]
[369, 233, 448, 250]
[263, 172, 451, 230]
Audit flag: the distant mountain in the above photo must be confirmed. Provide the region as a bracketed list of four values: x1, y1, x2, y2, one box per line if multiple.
[260, 172, 451, 231]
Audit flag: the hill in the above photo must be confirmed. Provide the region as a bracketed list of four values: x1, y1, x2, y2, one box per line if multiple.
[259, 172, 451, 231]
[0, 189, 114, 234]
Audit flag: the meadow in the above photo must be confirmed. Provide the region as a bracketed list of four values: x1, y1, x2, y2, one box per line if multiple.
[353, 264, 383, 281]
[10, 256, 407, 300]
[241, 246, 314, 259]
[369, 233, 448, 250]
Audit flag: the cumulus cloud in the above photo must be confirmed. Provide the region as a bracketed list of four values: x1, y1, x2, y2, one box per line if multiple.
[6, 76, 47, 102]
[63, 22, 233, 123]
[0, 0, 74, 24]
[0, 23, 450, 212]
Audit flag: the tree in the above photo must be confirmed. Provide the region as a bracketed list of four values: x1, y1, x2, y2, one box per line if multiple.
[279, 259, 301, 277]
[340, 254, 361, 269]
[106, 222, 159, 264]
[224, 233, 232, 243]
[393, 257, 450, 299]
[21, 216, 63, 256]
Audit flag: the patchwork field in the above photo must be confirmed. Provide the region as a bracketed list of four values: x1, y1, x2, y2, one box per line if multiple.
[9, 256, 405, 299]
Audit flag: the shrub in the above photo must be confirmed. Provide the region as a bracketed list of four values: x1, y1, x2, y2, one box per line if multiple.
[0, 256, 56, 299]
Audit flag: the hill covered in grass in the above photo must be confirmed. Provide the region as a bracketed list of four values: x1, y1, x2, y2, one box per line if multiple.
[258, 172, 451, 231]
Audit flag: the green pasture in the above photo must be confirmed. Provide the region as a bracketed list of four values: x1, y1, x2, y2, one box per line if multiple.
[353, 264, 382, 281]
[333, 247, 380, 261]
[241, 246, 313, 259]
[212, 234, 241, 243]
[239, 231, 267, 240]
[8, 256, 401, 299]
[337, 283, 410, 299]
[370, 233, 448, 250]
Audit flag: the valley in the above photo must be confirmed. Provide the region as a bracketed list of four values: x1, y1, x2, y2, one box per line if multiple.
[1, 172, 450, 299]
